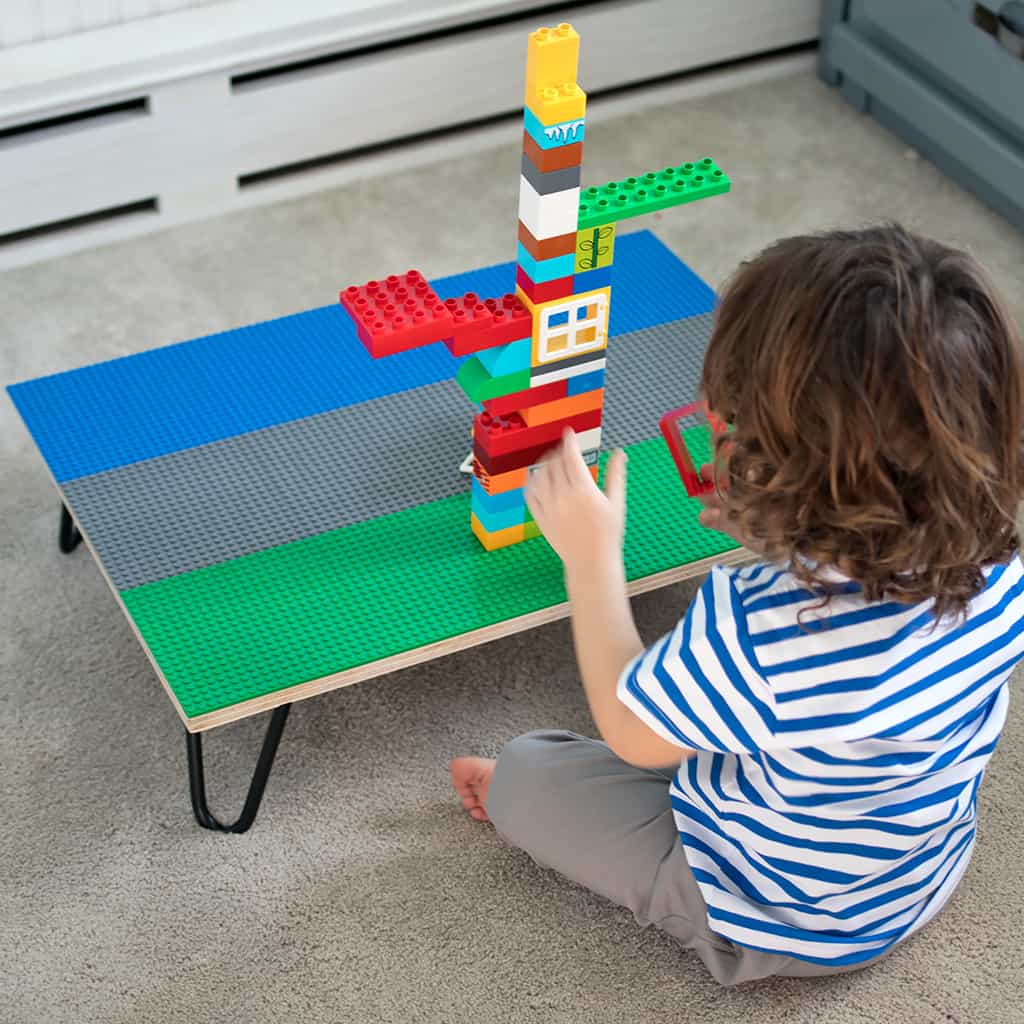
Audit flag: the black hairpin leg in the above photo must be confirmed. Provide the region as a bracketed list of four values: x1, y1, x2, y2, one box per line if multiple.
[186, 703, 291, 833]
[59, 503, 82, 553]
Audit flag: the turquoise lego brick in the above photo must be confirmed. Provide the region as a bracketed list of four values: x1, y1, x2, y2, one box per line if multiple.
[573, 266, 613, 292]
[577, 159, 730, 229]
[471, 490, 528, 532]
[516, 243, 576, 283]
[566, 368, 606, 396]
[477, 336, 532, 377]
[471, 477, 526, 514]
[524, 106, 586, 150]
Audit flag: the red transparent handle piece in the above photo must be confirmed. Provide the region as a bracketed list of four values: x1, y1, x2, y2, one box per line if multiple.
[659, 400, 726, 498]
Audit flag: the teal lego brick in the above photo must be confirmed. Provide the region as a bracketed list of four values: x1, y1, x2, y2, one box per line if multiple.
[577, 159, 730, 230]
[516, 243, 576, 283]
[471, 476, 526, 514]
[477, 337, 532, 377]
[471, 489, 529, 532]
[524, 106, 586, 150]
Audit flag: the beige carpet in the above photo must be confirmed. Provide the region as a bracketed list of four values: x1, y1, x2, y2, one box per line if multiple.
[2, 70, 1023, 1024]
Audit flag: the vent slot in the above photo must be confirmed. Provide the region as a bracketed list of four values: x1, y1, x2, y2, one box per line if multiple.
[0, 98, 150, 144]
[0, 199, 159, 248]
[237, 108, 516, 188]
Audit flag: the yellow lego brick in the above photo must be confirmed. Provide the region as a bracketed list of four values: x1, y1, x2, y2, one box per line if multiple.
[524, 23, 581, 103]
[527, 83, 587, 127]
[575, 224, 615, 271]
[471, 513, 527, 551]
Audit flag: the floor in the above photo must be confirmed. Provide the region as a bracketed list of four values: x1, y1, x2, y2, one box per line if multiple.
[2, 69, 1024, 1024]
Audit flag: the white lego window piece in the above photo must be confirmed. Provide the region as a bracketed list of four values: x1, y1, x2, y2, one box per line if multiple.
[536, 292, 608, 364]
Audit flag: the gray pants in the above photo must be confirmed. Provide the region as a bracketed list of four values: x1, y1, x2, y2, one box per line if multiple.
[487, 730, 892, 986]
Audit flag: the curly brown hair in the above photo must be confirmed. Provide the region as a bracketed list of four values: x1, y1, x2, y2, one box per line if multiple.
[701, 224, 1024, 620]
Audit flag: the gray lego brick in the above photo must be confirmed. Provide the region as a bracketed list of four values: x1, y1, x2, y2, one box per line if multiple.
[520, 153, 582, 195]
[529, 348, 606, 381]
[62, 311, 714, 590]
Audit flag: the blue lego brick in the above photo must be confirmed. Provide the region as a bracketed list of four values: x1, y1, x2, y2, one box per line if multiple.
[566, 368, 606, 396]
[516, 243, 576, 283]
[471, 477, 526, 514]
[573, 266, 613, 292]
[477, 337, 532, 377]
[523, 107, 585, 150]
[7, 231, 712, 482]
[470, 490, 527, 531]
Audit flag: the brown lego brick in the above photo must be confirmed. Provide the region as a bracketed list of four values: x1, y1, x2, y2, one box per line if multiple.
[522, 131, 584, 173]
[517, 221, 577, 260]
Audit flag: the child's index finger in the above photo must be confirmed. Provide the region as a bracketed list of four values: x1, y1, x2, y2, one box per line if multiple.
[560, 428, 592, 486]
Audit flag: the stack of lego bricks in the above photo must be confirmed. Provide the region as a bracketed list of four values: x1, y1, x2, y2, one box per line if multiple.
[459, 23, 614, 551]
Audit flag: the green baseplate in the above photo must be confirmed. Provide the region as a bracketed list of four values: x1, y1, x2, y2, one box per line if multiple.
[122, 428, 736, 719]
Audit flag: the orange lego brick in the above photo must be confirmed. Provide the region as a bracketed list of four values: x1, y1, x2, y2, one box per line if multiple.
[524, 23, 580, 103]
[471, 513, 527, 551]
[522, 132, 583, 173]
[521, 388, 604, 427]
[526, 83, 586, 127]
[472, 459, 529, 496]
[517, 221, 576, 261]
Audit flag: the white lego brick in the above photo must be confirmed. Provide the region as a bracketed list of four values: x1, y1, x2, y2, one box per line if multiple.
[517, 176, 580, 239]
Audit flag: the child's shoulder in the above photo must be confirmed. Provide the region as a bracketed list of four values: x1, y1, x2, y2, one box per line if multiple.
[709, 555, 1024, 637]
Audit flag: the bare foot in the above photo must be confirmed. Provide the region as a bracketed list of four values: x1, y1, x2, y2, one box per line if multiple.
[450, 756, 496, 822]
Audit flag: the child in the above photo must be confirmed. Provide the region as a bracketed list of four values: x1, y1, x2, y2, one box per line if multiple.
[450, 224, 1024, 986]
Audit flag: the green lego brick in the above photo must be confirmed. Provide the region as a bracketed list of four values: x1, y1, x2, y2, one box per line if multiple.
[577, 158, 730, 230]
[456, 356, 532, 403]
[120, 429, 737, 719]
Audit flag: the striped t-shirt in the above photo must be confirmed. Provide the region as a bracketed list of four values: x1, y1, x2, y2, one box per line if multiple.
[617, 557, 1024, 966]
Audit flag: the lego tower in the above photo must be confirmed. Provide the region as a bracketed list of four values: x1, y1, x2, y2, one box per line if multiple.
[465, 23, 603, 550]
[337, 22, 729, 551]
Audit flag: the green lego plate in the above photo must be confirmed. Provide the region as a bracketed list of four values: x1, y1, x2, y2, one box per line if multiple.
[577, 159, 730, 230]
[121, 428, 736, 722]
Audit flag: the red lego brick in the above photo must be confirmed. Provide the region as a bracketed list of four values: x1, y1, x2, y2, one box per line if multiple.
[482, 378, 567, 417]
[442, 292, 533, 356]
[473, 437, 556, 477]
[474, 406, 603, 458]
[515, 265, 575, 304]
[339, 270, 454, 357]
[482, 292, 534, 346]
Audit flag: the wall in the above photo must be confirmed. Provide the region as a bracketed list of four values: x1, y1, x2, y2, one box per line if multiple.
[0, 0, 227, 48]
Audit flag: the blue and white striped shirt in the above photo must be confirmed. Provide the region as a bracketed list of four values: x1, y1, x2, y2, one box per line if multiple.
[617, 557, 1024, 965]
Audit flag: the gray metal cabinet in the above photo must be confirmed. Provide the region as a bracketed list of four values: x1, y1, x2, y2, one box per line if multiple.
[819, 0, 1024, 230]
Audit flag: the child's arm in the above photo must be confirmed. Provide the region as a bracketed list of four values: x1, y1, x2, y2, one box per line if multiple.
[526, 431, 695, 769]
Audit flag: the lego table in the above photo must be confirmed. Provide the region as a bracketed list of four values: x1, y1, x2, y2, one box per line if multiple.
[8, 230, 741, 832]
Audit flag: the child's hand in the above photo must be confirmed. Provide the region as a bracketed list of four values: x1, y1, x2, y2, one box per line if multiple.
[525, 430, 627, 571]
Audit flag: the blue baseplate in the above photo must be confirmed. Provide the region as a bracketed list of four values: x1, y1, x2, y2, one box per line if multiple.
[7, 231, 714, 483]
